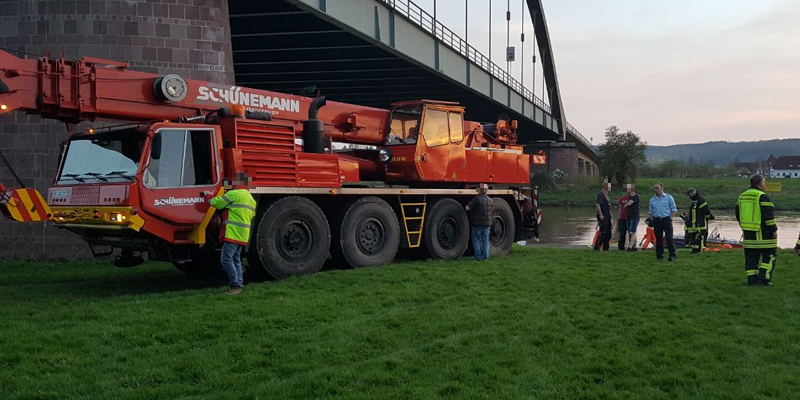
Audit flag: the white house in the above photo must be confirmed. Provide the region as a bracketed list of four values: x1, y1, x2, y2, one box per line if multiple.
[769, 156, 800, 178]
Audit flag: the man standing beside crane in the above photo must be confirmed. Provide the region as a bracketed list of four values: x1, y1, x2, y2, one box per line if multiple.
[209, 173, 257, 295]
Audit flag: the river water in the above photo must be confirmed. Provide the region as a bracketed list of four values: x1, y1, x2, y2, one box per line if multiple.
[536, 207, 800, 249]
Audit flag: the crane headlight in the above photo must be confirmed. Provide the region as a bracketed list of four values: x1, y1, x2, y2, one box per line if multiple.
[378, 148, 393, 163]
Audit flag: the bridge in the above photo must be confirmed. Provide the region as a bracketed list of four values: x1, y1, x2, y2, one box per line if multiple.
[0, 0, 597, 258]
[228, 0, 599, 177]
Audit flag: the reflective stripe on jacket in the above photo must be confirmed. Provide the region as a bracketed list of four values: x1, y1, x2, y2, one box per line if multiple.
[736, 188, 777, 249]
[210, 189, 257, 245]
[685, 194, 710, 232]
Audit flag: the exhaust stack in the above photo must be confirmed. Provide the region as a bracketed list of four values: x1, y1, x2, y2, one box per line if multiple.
[302, 96, 327, 154]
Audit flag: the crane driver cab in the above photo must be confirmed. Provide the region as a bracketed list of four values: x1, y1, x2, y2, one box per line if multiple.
[387, 110, 420, 145]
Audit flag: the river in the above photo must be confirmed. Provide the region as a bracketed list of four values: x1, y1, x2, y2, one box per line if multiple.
[535, 207, 800, 249]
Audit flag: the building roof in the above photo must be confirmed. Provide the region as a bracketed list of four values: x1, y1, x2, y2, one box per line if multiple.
[734, 162, 758, 169]
[771, 156, 800, 170]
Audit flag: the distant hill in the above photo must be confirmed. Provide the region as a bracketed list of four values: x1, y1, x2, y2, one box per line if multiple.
[646, 139, 800, 165]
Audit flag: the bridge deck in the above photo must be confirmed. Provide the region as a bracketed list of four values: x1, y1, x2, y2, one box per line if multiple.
[227, 0, 595, 158]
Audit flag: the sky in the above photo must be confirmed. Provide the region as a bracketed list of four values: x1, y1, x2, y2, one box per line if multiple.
[411, 0, 800, 146]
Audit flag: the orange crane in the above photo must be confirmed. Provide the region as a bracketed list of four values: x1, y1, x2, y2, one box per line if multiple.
[0, 49, 541, 279]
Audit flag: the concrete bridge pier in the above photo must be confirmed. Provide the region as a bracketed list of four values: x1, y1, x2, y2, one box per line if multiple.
[526, 142, 598, 180]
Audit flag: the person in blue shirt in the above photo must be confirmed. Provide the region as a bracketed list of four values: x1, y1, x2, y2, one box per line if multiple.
[648, 182, 678, 261]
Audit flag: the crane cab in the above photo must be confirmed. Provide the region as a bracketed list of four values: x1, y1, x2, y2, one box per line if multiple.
[383, 100, 529, 185]
[45, 122, 225, 255]
[384, 100, 467, 184]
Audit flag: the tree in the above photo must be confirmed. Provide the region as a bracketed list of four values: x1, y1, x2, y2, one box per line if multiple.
[597, 126, 647, 183]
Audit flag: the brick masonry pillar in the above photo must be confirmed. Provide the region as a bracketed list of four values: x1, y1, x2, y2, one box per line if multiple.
[546, 145, 579, 177]
[524, 142, 581, 179]
[0, 0, 234, 258]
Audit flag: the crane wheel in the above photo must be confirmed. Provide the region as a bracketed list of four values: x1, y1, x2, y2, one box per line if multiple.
[331, 197, 400, 268]
[489, 198, 516, 256]
[248, 197, 331, 280]
[423, 198, 469, 260]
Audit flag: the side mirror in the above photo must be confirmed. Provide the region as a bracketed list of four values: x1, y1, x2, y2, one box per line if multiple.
[151, 132, 162, 160]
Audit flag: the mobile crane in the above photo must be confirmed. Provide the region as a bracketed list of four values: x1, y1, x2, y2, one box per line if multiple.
[0, 49, 541, 279]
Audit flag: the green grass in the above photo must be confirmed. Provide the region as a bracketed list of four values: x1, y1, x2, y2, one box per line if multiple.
[542, 177, 800, 211]
[3, 247, 800, 399]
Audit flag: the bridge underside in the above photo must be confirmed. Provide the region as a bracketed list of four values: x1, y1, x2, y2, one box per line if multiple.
[228, 0, 561, 144]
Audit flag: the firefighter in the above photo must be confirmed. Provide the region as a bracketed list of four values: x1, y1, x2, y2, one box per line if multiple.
[684, 188, 712, 253]
[209, 173, 257, 295]
[735, 174, 778, 286]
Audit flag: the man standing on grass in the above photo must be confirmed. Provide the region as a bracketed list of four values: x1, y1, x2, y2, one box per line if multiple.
[684, 188, 712, 253]
[466, 183, 493, 261]
[648, 182, 677, 261]
[736, 175, 777, 286]
[209, 173, 257, 295]
[594, 179, 612, 251]
[617, 187, 630, 250]
[624, 184, 641, 252]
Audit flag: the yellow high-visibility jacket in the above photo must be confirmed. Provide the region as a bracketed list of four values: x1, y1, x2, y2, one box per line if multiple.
[210, 189, 257, 245]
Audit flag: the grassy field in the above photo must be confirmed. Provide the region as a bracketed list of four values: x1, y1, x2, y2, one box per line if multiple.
[3, 247, 800, 399]
[541, 177, 800, 211]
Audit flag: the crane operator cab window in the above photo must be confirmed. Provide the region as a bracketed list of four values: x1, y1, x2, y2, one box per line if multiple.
[143, 129, 216, 188]
[421, 109, 464, 147]
[387, 111, 421, 145]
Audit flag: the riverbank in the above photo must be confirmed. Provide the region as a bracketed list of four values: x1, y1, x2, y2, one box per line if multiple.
[3, 247, 800, 399]
[539, 177, 800, 211]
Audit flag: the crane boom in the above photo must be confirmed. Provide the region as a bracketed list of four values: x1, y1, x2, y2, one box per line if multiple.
[0, 49, 389, 145]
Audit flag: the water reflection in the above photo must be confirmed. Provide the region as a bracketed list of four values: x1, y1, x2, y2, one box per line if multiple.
[536, 207, 800, 249]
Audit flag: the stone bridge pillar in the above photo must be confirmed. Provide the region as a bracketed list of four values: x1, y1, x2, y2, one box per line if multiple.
[0, 0, 235, 258]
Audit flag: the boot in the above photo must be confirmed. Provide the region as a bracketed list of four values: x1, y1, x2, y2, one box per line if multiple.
[225, 286, 242, 295]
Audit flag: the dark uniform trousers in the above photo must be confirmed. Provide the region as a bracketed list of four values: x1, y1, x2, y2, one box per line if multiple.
[687, 230, 707, 253]
[736, 188, 777, 285]
[686, 195, 711, 253]
[652, 217, 676, 259]
[744, 248, 776, 286]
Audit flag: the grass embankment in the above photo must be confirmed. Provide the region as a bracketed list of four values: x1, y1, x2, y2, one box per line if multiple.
[3, 247, 800, 399]
[541, 177, 800, 211]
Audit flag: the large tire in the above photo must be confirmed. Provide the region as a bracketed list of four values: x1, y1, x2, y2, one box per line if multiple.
[331, 197, 400, 268]
[423, 198, 469, 259]
[248, 197, 330, 280]
[489, 198, 516, 256]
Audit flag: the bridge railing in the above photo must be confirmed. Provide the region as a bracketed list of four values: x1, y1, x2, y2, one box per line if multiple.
[381, 0, 595, 151]
[383, 0, 550, 113]
[565, 122, 596, 151]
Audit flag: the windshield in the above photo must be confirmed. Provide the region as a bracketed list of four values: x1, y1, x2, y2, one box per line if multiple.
[387, 110, 422, 145]
[57, 129, 145, 184]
